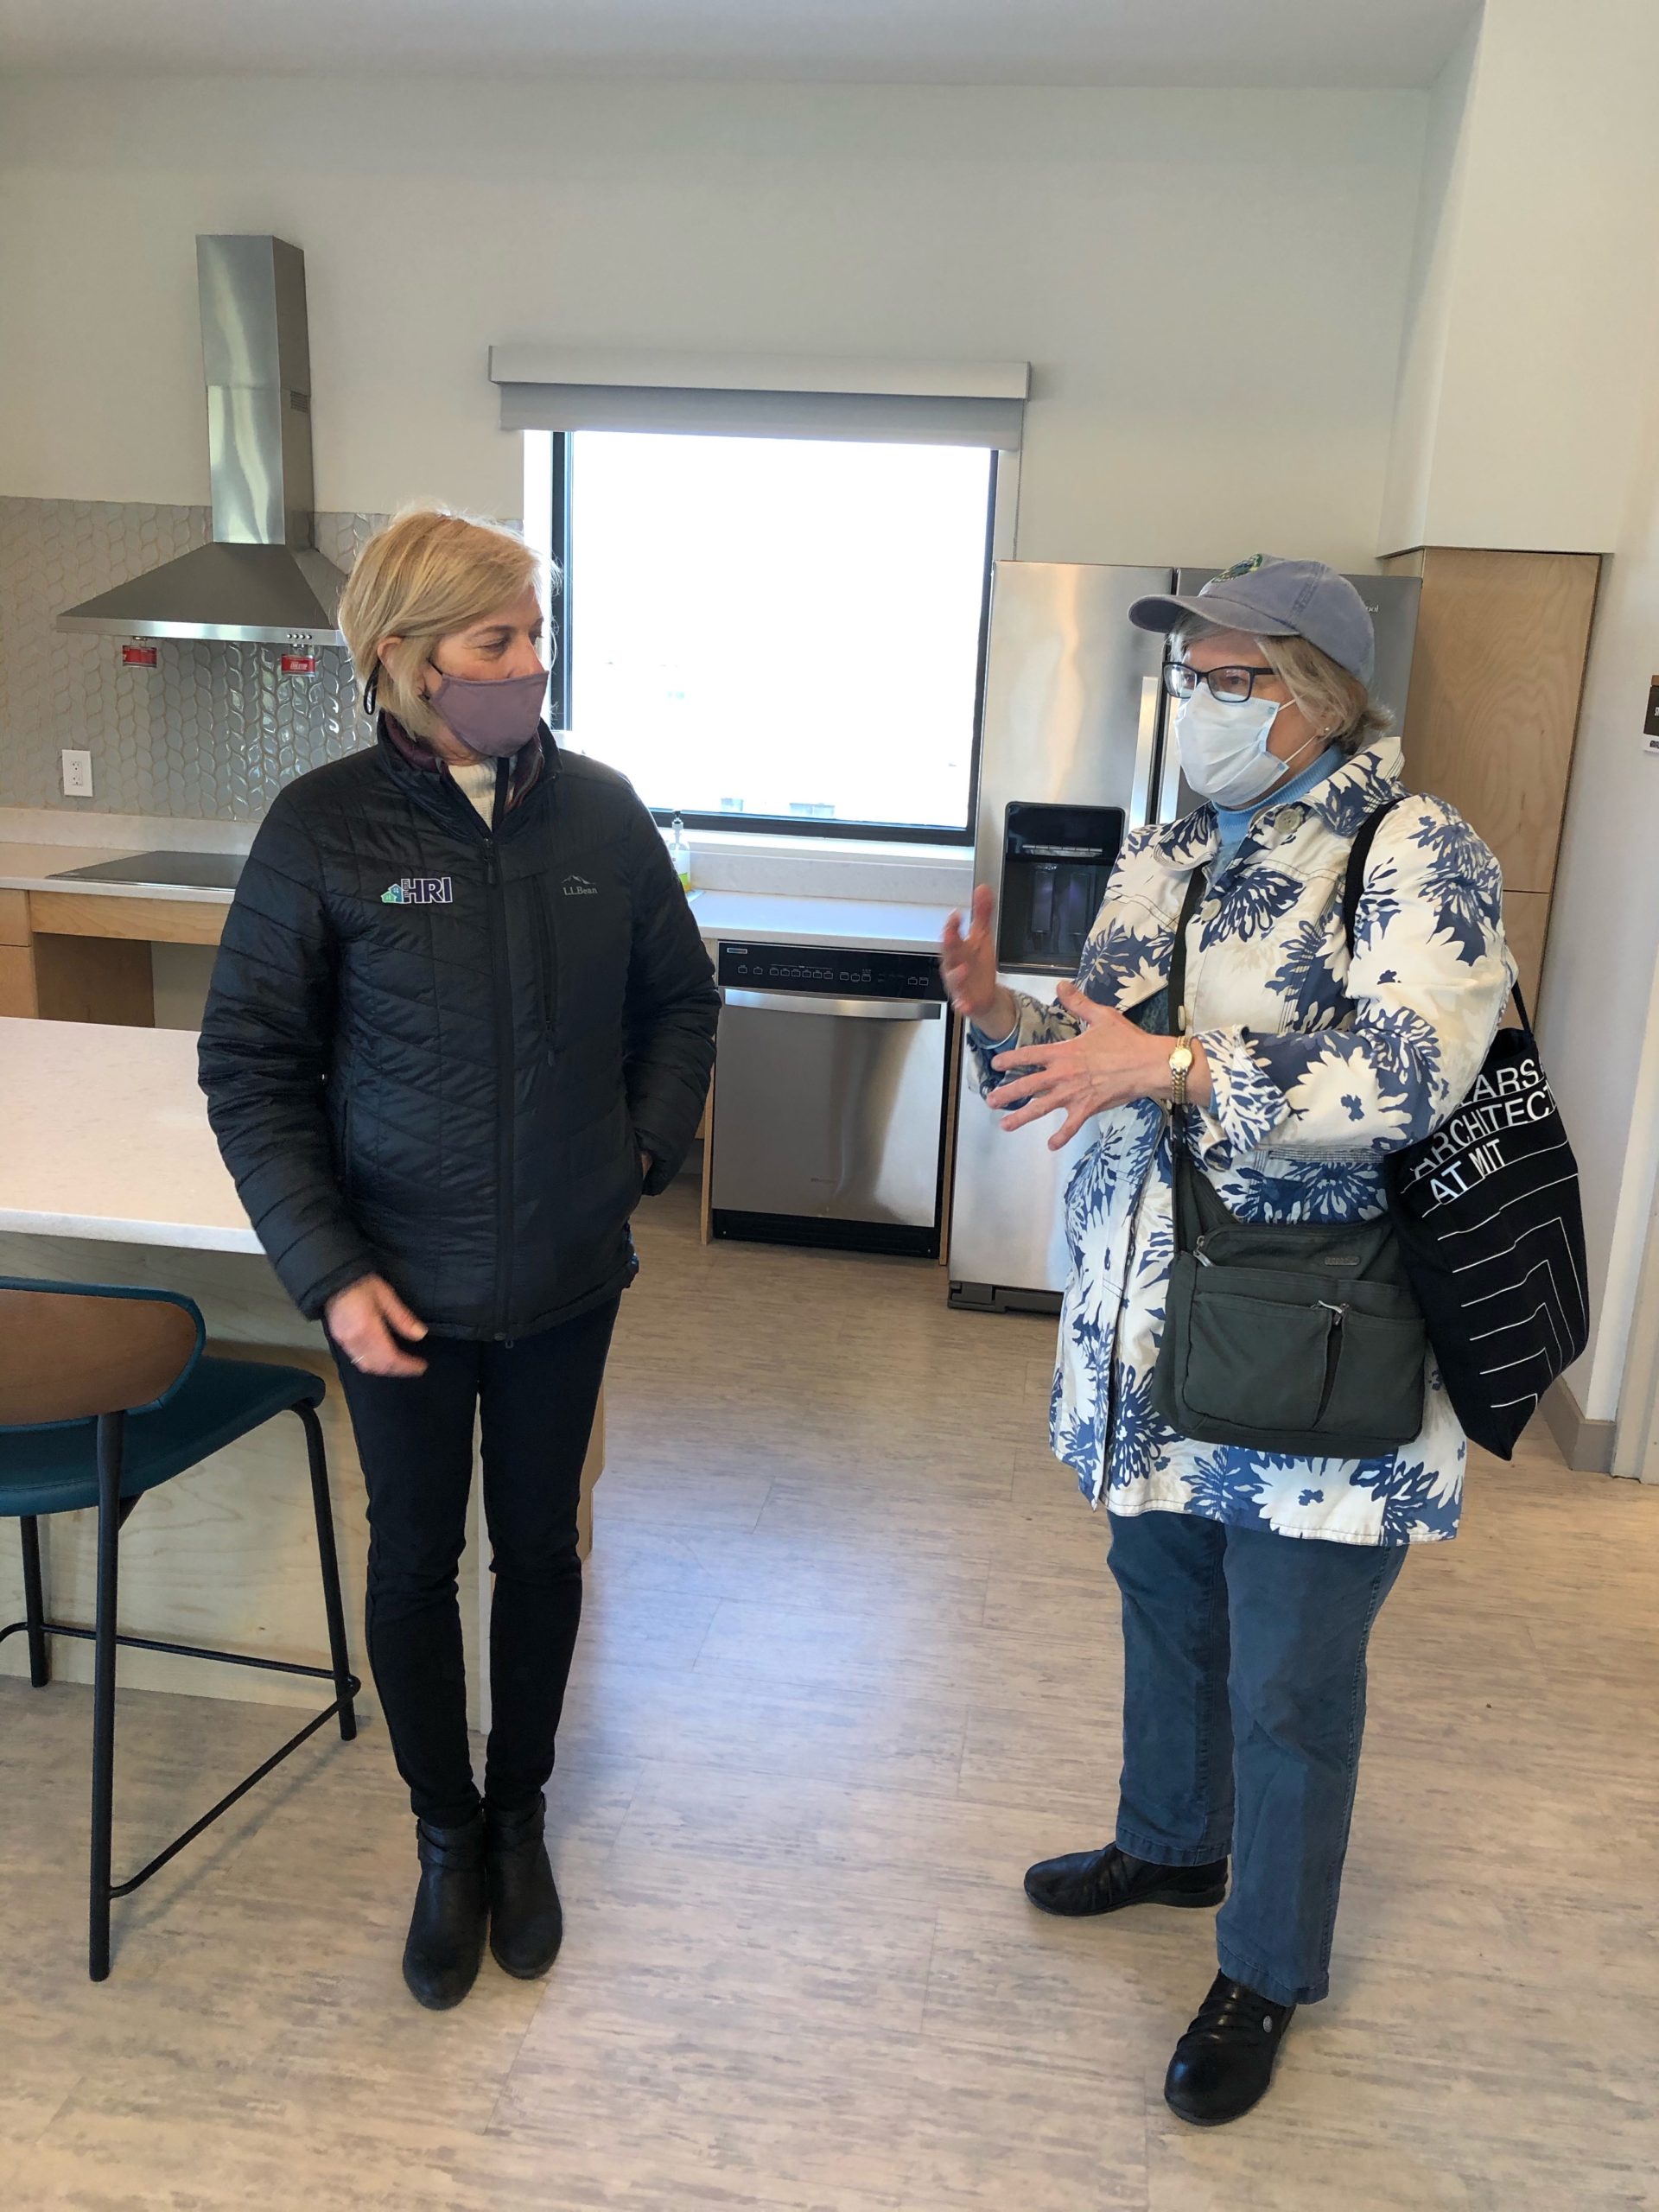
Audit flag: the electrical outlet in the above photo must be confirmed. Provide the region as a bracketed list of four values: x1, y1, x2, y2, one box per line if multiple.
[61, 749, 93, 798]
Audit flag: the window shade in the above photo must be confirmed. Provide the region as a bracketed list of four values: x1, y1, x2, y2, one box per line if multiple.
[489, 347, 1028, 449]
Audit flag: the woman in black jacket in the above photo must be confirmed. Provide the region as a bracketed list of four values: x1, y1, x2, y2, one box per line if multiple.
[199, 507, 718, 2009]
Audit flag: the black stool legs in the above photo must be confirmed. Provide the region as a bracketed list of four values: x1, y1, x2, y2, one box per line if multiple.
[296, 1400, 357, 1745]
[2, 1397, 361, 1980]
[89, 1410, 125, 1982]
[19, 1516, 49, 1688]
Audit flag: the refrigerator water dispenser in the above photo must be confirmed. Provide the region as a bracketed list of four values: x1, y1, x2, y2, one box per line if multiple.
[996, 801, 1124, 975]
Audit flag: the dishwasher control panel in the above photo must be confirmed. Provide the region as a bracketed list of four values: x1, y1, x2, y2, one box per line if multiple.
[717, 942, 944, 1001]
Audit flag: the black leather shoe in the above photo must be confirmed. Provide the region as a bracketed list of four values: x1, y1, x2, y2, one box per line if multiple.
[1024, 1843, 1228, 1917]
[403, 1811, 488, 2011]
[1164, 1971, 1295, 2126]
[486, 1793, 563, 1979]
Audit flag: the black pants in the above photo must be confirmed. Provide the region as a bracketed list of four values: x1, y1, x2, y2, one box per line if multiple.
[332, 1298, 620, 1827]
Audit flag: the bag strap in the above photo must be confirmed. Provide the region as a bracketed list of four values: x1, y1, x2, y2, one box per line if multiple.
[1166, 863, 1212, 1255]
[1339, 796, 1405, 956]
[1339, 792, 1531, 1037]
[1166, 861, 1207, 1036]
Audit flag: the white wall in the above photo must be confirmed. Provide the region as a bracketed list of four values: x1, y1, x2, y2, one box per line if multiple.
[1376, 16, 1478, 555]
[1537, 274, 1659, 1419]
[0, 76, 1426, 569]
[1378, 0, 1659, 555]
[1373, 0, 1659, 1427]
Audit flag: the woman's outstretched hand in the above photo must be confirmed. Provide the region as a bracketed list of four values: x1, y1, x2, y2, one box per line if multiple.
[325, 1274, 429, 1377]
[989, 981, 1205, 1150]
[940, 887, 1015, 1039]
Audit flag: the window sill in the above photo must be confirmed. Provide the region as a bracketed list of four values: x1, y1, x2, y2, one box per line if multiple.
[683, 825, 969, 861]
[662, 824, 974, 904]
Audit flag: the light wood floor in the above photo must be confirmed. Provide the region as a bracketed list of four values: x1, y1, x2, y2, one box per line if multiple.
[4, 1177, 1658, 2210]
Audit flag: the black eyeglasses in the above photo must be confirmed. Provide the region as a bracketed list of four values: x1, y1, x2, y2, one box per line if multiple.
[1163, 662, 1279, 704]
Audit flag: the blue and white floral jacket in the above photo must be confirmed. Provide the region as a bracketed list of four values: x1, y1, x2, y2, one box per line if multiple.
[969, 736, 1513, 1548]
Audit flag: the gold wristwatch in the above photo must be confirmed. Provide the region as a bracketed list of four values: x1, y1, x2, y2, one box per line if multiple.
[1167, 1037, 1194, 1111]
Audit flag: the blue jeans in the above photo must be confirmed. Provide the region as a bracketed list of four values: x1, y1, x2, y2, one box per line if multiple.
[1107, 1509, 1406, 2007]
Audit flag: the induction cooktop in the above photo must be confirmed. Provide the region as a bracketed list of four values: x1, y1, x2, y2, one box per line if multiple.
[51, 849, 246, 892]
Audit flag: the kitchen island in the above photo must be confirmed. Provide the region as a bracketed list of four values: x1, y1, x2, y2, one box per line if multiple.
[0, 1016, 595, 1725]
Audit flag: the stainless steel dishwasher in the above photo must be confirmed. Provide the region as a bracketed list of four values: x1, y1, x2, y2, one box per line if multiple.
[709, 940, 950, 1256]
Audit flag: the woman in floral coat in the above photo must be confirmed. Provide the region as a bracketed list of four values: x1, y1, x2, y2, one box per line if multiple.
[940, 556, 1512, 2126]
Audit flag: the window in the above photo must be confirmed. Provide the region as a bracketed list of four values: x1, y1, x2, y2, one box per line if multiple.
[549, 432, 995, 841]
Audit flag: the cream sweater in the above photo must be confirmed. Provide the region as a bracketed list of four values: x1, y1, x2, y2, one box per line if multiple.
[451, 760, 499, 826]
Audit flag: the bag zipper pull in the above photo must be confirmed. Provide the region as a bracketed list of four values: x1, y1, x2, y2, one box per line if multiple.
[1314, 1300, 1350, 1423]
[1195, 1234, 1213, 1268]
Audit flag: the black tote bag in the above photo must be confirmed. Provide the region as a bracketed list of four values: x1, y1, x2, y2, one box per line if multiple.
[1342, 802, 1589, 1459]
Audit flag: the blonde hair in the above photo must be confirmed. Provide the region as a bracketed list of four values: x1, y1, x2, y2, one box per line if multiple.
[338, 507, 550, 740]
[1174, 614, 1391, 754]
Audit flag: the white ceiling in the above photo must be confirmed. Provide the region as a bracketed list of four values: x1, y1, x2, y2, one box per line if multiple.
[0, 0, 1479, 89]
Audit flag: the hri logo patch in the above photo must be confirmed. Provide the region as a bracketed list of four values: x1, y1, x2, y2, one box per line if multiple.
[563, 873, 598, 897]
[380, 877, 454, 906]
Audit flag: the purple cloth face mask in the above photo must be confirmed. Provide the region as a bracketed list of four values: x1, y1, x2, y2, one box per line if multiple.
[427, 665, 548, 759]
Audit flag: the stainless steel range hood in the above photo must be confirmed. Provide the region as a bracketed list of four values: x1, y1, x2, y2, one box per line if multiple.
[59, 236, 346, 646]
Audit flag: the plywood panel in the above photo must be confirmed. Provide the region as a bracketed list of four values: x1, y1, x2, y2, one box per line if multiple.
[28, 891, 227, 946]
[1503, 889, 1549, 1027]
[31, 932, 154, 1025]
[1382, 547, 1599, 897]
[0, 888, 31, 946]
[0, 944, 38, 1015]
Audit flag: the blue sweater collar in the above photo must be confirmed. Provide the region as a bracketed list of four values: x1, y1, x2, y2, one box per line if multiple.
[1211, 742, 1346, 842]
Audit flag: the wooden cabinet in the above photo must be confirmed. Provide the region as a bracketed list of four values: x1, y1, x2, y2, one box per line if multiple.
[30, 931, 155, 1024]
[1380, 545, 1600, 1007]
[0, 893, 40, 1014]
[0, 944, 38, 1017]
[1500, 890, 1552, 1014]
[0, 885, 238, 1026]
[26, 893, 226, 947]
[0, 893, 159, 1026]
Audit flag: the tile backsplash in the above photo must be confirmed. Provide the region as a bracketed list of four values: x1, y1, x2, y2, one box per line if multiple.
[0, 498, 385, 818]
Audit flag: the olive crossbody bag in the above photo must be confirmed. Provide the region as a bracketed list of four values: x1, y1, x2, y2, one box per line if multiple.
[1149, 859, 1430, 1460]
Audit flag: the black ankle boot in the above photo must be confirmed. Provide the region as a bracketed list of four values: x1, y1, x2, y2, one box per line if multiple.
[1024, 1843, 1228, 1918]
[403, 1810, 488, 2010]
[486, 1793, 563, 1979]
[1164, 1971, 1296, 2126]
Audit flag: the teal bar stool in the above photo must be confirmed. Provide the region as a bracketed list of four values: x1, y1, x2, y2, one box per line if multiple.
[0, 1278, 359, 1980]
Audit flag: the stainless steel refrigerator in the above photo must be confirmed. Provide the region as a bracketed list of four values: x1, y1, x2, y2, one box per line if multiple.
[947, 559, 1421, 1314]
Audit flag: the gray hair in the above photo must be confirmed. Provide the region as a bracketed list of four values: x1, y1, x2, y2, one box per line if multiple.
[1173, 614, 1391, 755]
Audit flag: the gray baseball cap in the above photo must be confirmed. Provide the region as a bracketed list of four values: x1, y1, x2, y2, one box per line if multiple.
[1128, 555, 1376, 686]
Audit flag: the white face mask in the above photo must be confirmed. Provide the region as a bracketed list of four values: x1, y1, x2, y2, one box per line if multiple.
[1174, 685, 1320, 809]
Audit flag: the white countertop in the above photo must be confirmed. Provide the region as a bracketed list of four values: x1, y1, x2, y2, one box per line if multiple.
[0, 1018, 257, 1252]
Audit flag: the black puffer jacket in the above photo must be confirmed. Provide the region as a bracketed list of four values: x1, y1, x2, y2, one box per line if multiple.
[198, 721, 718, 1339]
